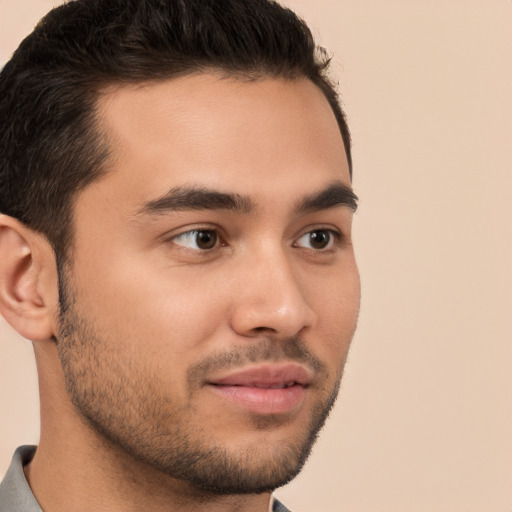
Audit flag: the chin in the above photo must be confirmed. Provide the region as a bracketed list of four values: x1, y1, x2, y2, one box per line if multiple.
[169, 436, 314, 496]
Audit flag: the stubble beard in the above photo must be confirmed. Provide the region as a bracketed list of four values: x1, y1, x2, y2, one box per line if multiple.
[55, 270, 347, 496]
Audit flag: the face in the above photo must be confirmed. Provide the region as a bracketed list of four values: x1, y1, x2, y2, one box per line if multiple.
[56, 74, 360, 494]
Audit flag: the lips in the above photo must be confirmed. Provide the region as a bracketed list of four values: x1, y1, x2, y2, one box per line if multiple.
[211, 364, 311, 387]
[206, 364, 312, 415]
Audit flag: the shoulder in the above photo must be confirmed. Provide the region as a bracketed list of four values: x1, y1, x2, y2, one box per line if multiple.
[273, 497, 293, 512]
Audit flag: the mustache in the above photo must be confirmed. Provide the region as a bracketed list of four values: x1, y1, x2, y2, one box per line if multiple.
[187, 337, 328, 387]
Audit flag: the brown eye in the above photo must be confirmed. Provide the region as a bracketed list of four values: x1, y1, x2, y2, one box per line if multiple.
[172, 229, 219, 250]
[295, 229, 336, 250]
[196, 230, 217, 249]
[309, 230, 331, 249]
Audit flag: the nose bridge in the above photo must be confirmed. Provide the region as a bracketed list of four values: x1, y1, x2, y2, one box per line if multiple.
[230, 242, 316, 337]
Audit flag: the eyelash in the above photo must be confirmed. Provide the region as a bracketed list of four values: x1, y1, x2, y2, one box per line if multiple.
[293, 229, 341, 251]
[168, 226, 342, 253]
[169, 227, 226, 252]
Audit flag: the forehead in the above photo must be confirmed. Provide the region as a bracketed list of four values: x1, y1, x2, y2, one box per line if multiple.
[89, 74, 350, 212]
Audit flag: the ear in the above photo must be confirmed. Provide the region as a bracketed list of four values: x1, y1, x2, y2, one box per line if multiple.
[0, 214, 59, 341]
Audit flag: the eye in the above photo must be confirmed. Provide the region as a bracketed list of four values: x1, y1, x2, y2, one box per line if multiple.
[294, 229, 338, 250]
[171, 229, 219, 250]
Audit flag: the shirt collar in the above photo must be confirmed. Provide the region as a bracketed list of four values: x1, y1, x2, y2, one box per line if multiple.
[0, 446, 42, 512]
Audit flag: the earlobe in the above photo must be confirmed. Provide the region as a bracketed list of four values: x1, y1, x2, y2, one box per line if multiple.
[0, 215, 58, 341]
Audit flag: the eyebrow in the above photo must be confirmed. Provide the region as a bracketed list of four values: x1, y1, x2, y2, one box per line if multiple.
[136, 181, 358, 217]
[295, 182, 358, 213]
[136, 186, 255, 216]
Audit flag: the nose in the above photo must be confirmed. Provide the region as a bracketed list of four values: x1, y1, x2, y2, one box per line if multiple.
[229, 248, 317, 339]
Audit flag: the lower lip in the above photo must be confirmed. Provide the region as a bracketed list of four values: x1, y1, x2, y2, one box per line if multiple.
[207, 384, 306, 415]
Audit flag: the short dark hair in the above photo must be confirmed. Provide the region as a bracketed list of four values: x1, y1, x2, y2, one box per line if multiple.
[0, 0, 352, 259]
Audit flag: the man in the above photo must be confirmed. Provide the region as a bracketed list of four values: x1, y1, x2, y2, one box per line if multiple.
[0, 0, 359, 510]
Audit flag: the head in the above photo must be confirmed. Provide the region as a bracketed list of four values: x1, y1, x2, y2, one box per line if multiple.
[0, 0, 359, 498]
[0, 0, 352, 263]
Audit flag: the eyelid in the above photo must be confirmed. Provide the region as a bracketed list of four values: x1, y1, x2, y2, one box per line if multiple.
[295, 224, 344, 240]
[165, 225, 225, 251]
[293, 227, 342, 250]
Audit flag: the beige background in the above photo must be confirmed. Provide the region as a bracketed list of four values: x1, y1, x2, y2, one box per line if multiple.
[1, 1, 511, 511]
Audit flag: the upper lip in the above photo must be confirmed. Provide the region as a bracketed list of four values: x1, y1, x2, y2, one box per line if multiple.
[207, 363, 313, 388]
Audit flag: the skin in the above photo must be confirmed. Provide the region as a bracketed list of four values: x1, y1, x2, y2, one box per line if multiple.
[0, 74, 360, 512]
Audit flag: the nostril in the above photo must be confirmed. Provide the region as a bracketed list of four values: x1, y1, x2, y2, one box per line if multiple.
[251, 327, 278, 336]
[229, 286, 316, 339]
[252, 326, 277, 334]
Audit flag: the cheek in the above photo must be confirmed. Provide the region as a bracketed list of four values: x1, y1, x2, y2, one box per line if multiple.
[72, 249, 230, 362]
[306, 262, 360, 358]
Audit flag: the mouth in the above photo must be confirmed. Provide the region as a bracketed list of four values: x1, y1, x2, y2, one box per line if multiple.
[206, 364, 311, 415]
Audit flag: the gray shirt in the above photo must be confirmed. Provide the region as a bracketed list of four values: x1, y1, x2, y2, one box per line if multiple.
[0, 446, 41, 512]
[0, 446, 291, 512]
